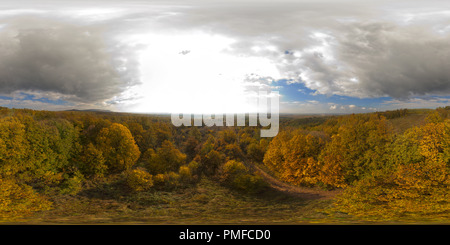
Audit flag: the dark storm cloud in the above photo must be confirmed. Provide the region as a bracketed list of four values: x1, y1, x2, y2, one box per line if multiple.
[0, 16, 140, 103]
[343, 22, 450, 98]
[293, 20, 450, 99]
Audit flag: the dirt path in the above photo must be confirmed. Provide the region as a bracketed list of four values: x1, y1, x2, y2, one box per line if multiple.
[251, 164, 341, 200]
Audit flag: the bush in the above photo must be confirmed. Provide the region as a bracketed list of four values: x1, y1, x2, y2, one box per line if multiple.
[187, 160, 200, 176]
[148, 171, 181, 190]
[164, 172, 181, 189]
[60, 171, 85, 195]
[153, 174, 166, 186]
[178, 166, 192, 182]
[180, 160, 201, 184]
[143, 140, 186, 174]
[125, 168, 154, 192]
[232, 173, 268, 194]
[221, 160, 268, 194]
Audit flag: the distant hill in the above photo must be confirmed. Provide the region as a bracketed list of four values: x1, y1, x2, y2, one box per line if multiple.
[66, 109, 114, 113]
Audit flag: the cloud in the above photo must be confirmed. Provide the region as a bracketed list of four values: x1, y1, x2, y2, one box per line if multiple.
[292, 21, 450, 99]
[380, 96, 450, 110]
[0, 16, 140, 104]
[1, 0, 450, 113]
[144, 0, 450, 100]
[178, 50, 190, 55]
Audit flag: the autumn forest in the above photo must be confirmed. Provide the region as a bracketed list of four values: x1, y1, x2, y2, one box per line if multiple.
[1, 106, 450, 223]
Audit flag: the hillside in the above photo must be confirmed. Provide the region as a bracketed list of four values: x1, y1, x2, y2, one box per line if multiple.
[0, 106, 449, 224]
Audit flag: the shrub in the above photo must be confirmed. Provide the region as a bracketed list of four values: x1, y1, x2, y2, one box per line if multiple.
[125, 168, 154, 192]
[60, 171, 85, 195]
[153, 174, 166, 186]
[152, 171, 182, 190]
[143, 140, 186, 174]
[187, 160, 200, 175]
[178, 165, 192, 183]
[179, 161, 201, 184]
[164, 172, 181, 189]
[221, 160, 268, 194]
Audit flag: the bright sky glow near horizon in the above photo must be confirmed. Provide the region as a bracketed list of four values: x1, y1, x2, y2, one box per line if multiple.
[1, 0, 450, 114]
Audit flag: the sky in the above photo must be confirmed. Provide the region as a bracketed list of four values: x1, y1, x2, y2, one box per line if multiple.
[1, 0, 450, 114]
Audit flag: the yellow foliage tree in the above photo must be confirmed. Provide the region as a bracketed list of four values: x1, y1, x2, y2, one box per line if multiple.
[264, 130, 326, 187]
[96, 123, 141, 173]
[0, 178, 52, 219]
[318, 114, 390, 187]
[144, 140, 186, 174]
[0, 117, 28, 178]
[332, 118, 450, 219]
[125, 168, 154, 192]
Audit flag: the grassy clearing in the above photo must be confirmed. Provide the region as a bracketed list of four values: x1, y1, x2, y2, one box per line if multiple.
[2, 175, 448, 224]
[2, 177, 351, 224]
[386, 113, 428, 134]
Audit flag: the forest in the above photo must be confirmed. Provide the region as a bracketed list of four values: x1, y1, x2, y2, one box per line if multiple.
[0, 106, 449, 223]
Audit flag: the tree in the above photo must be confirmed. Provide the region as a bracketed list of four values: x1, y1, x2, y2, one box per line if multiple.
[200, 149, 225, 176]
[332, 119, 450, 219]
[263, 130, 325, 186]
[318, 114, 390, 187]
[96, 123, 141, 173]
[144, 140, 186, 174]
[76, 143, 107, 178]
[183, 136, 201, 162]
[263, 130, 291, 176]
[247, 141, 265, 163]
[152, 122, 173, 147]
[0, 117, 29, 178]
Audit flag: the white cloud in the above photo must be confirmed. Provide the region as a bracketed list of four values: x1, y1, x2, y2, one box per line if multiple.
[380, 97, 450, 110]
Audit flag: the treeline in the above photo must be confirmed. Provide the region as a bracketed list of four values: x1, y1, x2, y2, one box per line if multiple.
[263, 107, 450, 219]
[0, 108, 268, 218]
